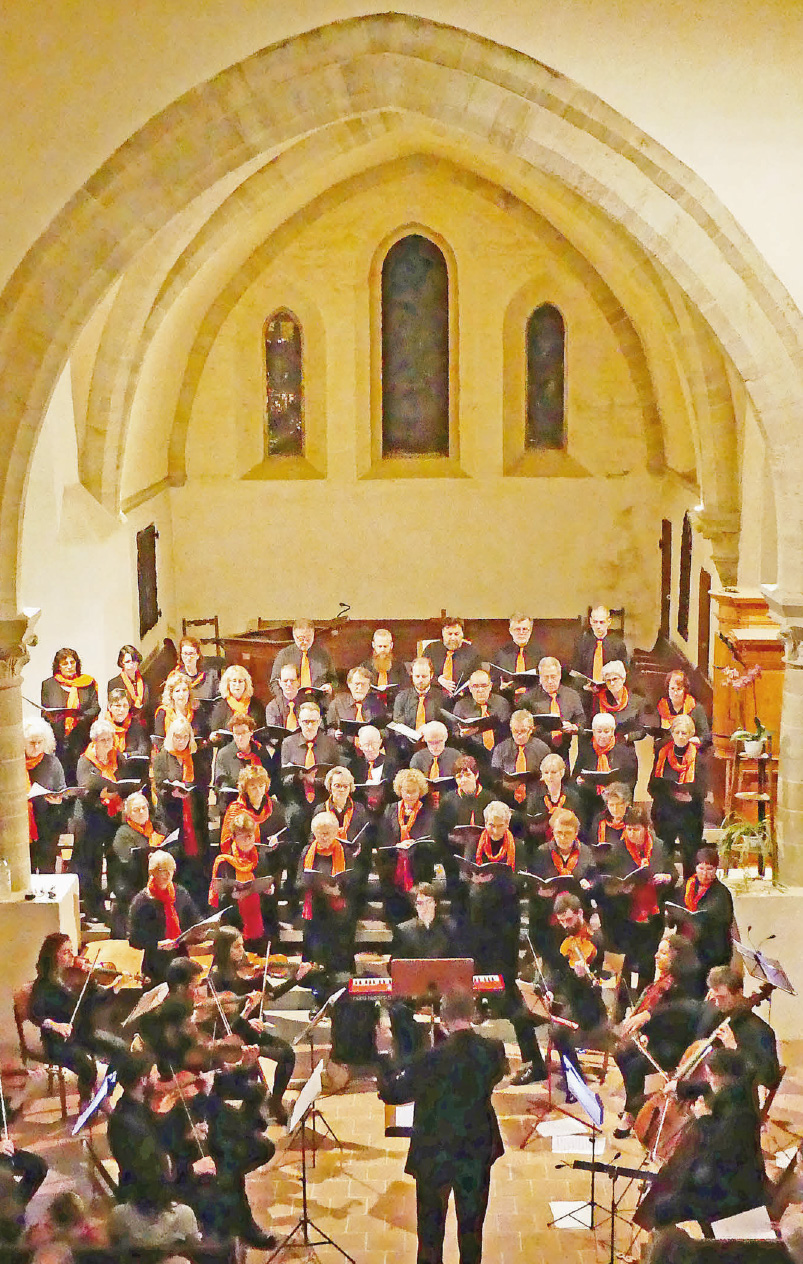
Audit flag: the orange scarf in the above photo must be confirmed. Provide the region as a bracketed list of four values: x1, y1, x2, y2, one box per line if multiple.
[210, 840, 263, 939]
[658, 694, 696, 727]
[220, 795, 271, 854]
[54, 672, 95, 734]
[226, 695, 250, 717]
[396, 801, 422, 891]
[84, 743, 121, 816]
[159, 703, 195, 737]
[551, 844, 579, 875]
[592, 735, 615, 772]
[327, 798, 354, 841]
[685, 874, 714, 911]
[654, 739, 697, 784]
[598, 816, 625, 846]
[147, 876, 181, 940]
[105, 709, 131, 753]
[476, 827, 516, 868]
[25, 753, 44, 841]
[173, 748, 194, 783]
[599, 686, 629, 714]
[130, 818, 165, 849]
[121, 671, 145, 709]
[302, 838, 346, 918]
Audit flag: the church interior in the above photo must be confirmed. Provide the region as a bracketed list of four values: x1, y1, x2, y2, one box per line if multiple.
[2, 2, 803, 1260]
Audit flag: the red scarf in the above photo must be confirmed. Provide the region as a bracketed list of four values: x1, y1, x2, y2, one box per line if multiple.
[551, 843, 579, 875]
[395, 801, 422, 890]
[85, 742, 122, 816]
[475, 828, 516, 868]
[210, 841, 263, 941]
[105, 709, 132, 753]
[25, 753, 43, 841]
[121, 671, 145, 709]
[147, 876, 181, 940]
[302, 839, 346, 919]
[658, 694, 696, 727]
[624, 832, 659, 920]
[599, 686, 629, 714]
[654, 740, 697, 784]
[171, 750, 198, 857]
[685, 874, 714, 912]
[54, 672, 95, 734]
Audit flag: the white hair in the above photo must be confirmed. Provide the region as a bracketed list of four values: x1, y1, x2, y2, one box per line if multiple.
[592, 712, 616, 733]
[422, 721, 448, 743]
[483, 800, 512, 825]
[23, 716, 56, 754]
[90, 718, 116, 741]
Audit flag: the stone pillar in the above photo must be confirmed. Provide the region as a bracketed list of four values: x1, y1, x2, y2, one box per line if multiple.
[763, 587, 803, 887]
[0, 614, 38, 896]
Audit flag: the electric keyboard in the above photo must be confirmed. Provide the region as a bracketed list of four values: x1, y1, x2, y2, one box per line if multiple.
[348, 973, 503, 996]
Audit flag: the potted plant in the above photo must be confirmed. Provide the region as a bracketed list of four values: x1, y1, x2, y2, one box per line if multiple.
[731, 716, 772, 758]
[718, 812, 773, 883]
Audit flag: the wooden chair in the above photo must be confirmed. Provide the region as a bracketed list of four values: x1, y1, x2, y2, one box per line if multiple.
[182, 615, 221, 655]
[13, 981, 68, 1121]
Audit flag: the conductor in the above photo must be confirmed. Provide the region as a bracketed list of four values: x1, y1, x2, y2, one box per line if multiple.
[378, 987, 508, 1264]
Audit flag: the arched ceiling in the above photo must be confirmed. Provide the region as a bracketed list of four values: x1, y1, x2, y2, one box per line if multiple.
[3, 13, 803, 607]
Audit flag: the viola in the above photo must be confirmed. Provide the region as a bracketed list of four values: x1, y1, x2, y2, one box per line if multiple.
[148, 1069, 207, 1115]
[560, 931, 598, 970]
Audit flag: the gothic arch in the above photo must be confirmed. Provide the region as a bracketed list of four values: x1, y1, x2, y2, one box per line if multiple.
[1, 12, 802, 612]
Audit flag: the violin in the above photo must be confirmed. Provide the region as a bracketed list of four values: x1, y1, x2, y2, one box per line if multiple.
[559, 931, 598, 975]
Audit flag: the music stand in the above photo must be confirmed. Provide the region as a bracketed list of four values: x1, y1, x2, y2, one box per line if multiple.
[390, 956, 474, 1046]
[571, 1156, 655, 1264]
[266, 1062, 355, 1264]
[548, 1053, 604, 1231]
[289, 985, 347, 1163]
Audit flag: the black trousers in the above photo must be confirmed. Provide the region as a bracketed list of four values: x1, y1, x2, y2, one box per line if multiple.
[415, 1162, 492, 1264]
[0, 1149, 48, 1205]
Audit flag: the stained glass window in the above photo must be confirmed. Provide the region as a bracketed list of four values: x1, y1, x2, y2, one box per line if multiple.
[264, 311, 304, 457]
[525, 304, 565, 449]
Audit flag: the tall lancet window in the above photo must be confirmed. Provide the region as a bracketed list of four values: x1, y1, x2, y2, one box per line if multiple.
[381, 234, 450, 457]
[525, 303, 565, 449]
[264, 310, 304, 457]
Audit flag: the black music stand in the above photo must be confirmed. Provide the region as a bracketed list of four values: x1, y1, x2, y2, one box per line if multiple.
[267, 1062, 355, 1264]
[548, 1053, 605, 1231]
[289, 985, 346, 1164]
[571, 1156, 654, 1264]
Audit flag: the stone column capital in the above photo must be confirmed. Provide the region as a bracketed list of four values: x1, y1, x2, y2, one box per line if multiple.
[0, 610, 40, 684]
[762, 585, 803, 666]
[690, 508, 740, 588]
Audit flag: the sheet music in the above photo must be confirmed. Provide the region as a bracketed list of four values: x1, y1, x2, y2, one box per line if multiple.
[551, 1134, 606, 1156]
[711, 1204, 776, 1239]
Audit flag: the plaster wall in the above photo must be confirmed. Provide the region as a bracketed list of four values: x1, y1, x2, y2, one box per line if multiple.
[18, 365, 177, 711]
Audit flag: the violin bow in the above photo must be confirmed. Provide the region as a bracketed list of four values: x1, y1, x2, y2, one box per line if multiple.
[168, 1063, 206, 1159]
[69, 953, 103, 1028]
[259, 941, 272, 1025]
[205, 975, 234, 1038]
[524, 934, 578, 1029]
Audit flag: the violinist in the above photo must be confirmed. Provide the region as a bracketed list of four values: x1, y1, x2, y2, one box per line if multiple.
[638, 1047, 767, 1230]
[40, 647, 100, 780]
[695, 965, 781, 1094]
[110, 793, 170, 935]
[208, 663, 265, 737]
[74, 717, 127, 922]
[209, 926, 313, 1125]
[137, 958, 276, 1249]
[547, 893, 609, 1055]
[29, 933, 126, 1111]
[128, 850, 201, 983]
[152, 716, 209, 908]
[466, 802, 548, 1086]
[209, 812, 278, 951]
[673, 846, 734, 981]
[612, 934, 703, 1139]
[602, 805, 676, 992]
[649, 714, 706, 878]
[213, 713, 269, 793]
[23, 717, 67, 873]
[107, 644, 149, 726]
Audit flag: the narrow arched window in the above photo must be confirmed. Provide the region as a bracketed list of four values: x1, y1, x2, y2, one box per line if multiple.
[525, 304, 565, 449]
[264, 311, 304, 457]
[381, 235, 449, 457]
[677, 511, 693, 639]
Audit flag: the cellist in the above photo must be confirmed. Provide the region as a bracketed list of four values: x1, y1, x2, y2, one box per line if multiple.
[694, 965, 781, 1095]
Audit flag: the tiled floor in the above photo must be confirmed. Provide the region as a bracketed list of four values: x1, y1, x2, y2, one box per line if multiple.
[4, 1034, 802, 1263]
